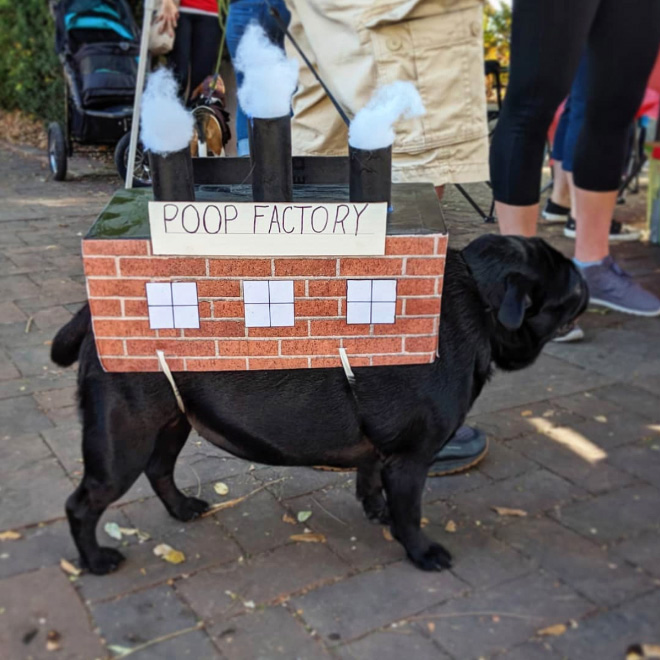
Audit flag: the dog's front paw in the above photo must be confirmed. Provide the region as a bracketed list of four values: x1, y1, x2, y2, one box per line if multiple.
[170, 496, 209, 522]
[82, 547, 126, 575]
[408, 542, 452, 571]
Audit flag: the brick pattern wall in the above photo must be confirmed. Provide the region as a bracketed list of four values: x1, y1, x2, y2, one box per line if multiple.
[82, 234, 447, 372]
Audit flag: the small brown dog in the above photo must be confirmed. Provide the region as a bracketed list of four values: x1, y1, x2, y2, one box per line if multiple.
[189, 75, 231, 157]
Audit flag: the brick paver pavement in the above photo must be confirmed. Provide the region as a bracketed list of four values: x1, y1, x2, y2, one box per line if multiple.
[0, 141, 659, 659]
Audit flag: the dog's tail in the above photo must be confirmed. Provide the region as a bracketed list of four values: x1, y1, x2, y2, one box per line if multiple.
[51, 303, 91, 366]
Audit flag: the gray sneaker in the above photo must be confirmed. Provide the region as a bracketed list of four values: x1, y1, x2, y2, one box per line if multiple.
[581, 256, 660, 317]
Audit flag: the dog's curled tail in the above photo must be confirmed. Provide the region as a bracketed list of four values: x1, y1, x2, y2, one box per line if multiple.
[51, 303, 91, 366]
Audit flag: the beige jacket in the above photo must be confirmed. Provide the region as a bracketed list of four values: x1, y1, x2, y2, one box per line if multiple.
[287, 0, 489, 186]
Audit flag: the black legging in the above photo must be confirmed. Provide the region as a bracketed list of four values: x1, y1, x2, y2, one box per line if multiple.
[168, 11, 221, 100]
[491, 0, 660, 206]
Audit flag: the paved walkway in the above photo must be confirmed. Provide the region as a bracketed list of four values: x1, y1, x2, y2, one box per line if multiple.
[0, 142, 659, 660]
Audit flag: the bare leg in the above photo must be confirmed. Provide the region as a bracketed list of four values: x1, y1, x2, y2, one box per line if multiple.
[495, 201, 538, 237]
[551, 161, 571, 208]
[573, 184, 617, 262]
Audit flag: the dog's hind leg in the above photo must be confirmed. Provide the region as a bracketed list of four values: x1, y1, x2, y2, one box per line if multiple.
[357, 458, 389, 524]
[381, 455, 452, 571]
[66, 404, 161, 575]
[145, 418, 209, 521]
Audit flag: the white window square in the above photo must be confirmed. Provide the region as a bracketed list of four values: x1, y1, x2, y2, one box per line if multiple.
[146, 281, 200, 330]
[243, 280, 270, 304]
[172, 282, 198, 305]
[146, 282, 172, 306]
[148, 305, 174, 329]
[173, 305, 200, 329]
[269, 303, 295, 327]
[372, 279, 397, 302]
[371, 302, 396, 324]
[346, 279, 398, 325]
[347, 279, 372, 302]
[245, 303, 271, 328]
[243, 280, 295, 328]
[269, 280, 294, 304]
[347, 302, 372, 325]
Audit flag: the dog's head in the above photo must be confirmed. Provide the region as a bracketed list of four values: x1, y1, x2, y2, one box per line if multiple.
[462, 235, 588, 370]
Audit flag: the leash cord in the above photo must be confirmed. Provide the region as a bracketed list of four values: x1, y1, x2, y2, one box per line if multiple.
[265, 1, 351, 127]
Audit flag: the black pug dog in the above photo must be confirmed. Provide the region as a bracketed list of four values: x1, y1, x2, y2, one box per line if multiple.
[52, 235, 588, 575]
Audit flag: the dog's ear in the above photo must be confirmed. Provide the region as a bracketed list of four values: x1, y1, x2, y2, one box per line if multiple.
[497, 274, 532, 330]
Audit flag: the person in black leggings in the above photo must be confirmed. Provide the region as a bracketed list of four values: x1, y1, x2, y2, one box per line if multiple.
[161, 0, 221, 100]
[491, 0, 660, 318]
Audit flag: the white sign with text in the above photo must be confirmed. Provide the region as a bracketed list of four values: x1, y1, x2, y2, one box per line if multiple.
[148, 201, 387, 256]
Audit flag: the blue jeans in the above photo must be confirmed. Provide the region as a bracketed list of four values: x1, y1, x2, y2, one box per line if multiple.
[226, 0, 291, 156]
[551, 54, 588, 173]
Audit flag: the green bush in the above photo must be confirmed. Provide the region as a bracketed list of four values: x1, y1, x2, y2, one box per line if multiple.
[0, 0, 63, 123]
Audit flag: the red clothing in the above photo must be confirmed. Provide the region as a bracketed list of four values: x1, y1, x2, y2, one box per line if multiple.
[180, 0, 217, 13]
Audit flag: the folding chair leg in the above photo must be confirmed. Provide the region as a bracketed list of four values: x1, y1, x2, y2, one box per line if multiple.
[454, 183, 496, 224]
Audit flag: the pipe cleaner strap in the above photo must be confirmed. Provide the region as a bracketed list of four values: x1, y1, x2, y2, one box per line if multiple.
[156, 350, 186, 413]
[338, 347, 355, 386]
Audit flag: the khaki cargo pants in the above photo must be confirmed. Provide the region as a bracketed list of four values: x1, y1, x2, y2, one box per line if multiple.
[286, 0, 489, 187]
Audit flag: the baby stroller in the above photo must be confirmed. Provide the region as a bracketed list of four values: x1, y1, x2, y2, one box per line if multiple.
[48, 0, 149, 184]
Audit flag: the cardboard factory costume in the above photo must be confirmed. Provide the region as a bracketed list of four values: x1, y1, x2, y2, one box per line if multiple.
[82, 44, 448, 373]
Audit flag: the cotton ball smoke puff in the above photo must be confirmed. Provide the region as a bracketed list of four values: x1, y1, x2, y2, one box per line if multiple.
[140, 68, 194, 155]
[349, 81, 426, 151]
[235, 23, 299, 119]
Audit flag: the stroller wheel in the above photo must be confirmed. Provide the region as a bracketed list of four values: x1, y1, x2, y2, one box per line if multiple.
[115, 132, 151, 188]
[48, 123, 67, 181]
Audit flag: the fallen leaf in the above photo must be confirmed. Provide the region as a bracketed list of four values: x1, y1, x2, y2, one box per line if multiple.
[521, 410, 533, 417]
[153, 543, 186, 564]
[627, 644, 660, 660]
[427, 622, 436, 633]
[46, 630, 61, 652]
[594, 415, 608, 423]
[213, 482, 229, 496]
[108, 644, 133, 657]
[297, 510, 312, 523]
[60, 559, 81, 577]
[382, 528, 394, 542]
[444, 520, 457, 533]
[243, 600, 255, 609]
[492, 506, 528, 518]
[290, 533, 326, 543]
[103, 522, 123, 540]
[0, 530, 22, 541]
[118, 526, 150, 543]
[537, 623, 567, 637]
[420, 517, 429, 528]
[201, 478, 285, 517]
[282, 514, 296, 525]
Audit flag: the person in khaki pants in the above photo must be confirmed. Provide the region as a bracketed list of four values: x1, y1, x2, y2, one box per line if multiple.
[286, 0, 491, 475]
[286, 0, 489, 194]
